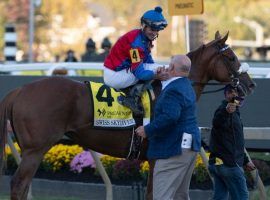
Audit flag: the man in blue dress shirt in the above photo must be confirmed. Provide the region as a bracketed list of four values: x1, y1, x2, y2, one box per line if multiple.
[136, 55, 201, 200]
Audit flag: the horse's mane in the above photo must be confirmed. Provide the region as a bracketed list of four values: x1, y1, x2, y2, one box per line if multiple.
[186, 45, 205, 63]
[151, 80, 162, 97]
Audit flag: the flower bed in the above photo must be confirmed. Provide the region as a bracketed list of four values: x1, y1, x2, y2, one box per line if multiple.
[5, 143, 270, 190]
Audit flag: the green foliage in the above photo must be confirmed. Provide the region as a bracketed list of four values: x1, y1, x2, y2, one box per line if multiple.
[7, 154, 18, 169]
[192, 163, 210, 183]
[249, 152, 270, 161]
[98, 155, 120, 176]
[112, 159, 142, 180]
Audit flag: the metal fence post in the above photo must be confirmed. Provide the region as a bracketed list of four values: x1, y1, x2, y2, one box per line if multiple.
[89, 150, 113, 200]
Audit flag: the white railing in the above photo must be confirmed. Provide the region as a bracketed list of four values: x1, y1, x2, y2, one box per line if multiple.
[0, 62, 104, 76]
[0, 62, 104, 72]
[0, 62, 270, 78]
[248, 67, 270, 78]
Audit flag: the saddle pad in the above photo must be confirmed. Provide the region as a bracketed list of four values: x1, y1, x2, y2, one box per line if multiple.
[88, 82, 151, 129]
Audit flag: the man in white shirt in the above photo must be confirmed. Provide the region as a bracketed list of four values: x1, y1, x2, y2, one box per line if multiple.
[136, 55, 201, 200]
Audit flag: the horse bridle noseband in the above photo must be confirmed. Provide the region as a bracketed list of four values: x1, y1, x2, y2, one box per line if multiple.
[217, 44, 240, 86]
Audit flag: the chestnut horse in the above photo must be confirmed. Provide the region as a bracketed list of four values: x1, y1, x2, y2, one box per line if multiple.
[0, 32, 255, 200]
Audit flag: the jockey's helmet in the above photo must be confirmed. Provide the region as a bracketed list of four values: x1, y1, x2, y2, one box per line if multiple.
[141, 6, 168, 31]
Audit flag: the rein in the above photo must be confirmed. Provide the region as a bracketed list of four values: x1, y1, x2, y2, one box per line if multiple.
[201, 87, 225, 94]
[192, 81, 228, 94]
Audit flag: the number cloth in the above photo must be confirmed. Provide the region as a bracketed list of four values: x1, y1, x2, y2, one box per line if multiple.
[88, 82, 151, 128]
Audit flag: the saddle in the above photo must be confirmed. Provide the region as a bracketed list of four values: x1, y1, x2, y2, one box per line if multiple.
[85, 81, 153, 159]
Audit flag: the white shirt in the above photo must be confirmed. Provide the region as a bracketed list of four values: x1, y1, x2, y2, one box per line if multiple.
[161, 77, 183, 90]
[181, 132, 192, 149]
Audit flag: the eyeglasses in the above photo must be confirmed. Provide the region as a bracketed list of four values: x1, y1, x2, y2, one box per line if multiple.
[142, 19, 167, 32]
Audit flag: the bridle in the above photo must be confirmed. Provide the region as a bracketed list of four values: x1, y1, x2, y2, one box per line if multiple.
[192, 44, 249, 95]
[216, 44, 240, 85]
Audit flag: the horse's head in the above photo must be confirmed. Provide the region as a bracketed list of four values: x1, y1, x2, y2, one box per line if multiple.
[187, 31, 256, 99]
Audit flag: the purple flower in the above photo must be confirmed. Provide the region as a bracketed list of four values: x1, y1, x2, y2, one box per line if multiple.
[70, 151, 96, 173]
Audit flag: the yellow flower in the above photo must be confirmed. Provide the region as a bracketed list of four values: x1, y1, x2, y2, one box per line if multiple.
[195, 153, 210, 168]
[140, 161, 149, 173]
[43, 144, 83, 171]
[5, 143, 21, 156]
[100, 155, 121, 167]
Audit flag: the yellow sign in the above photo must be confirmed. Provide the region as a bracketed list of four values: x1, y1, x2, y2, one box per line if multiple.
[168, 0, 204, 16]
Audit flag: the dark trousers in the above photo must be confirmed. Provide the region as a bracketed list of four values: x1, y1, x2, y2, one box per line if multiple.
[208, 164, 249, 200]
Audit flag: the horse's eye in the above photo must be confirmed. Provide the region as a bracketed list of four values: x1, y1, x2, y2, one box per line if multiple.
[229, 56, 235, 62]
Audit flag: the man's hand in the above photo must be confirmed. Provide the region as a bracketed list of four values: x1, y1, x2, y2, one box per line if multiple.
[155, 66, 169, 81]
[226, 103, 237, 113]
[135, 126, 147, 138]
[244, 161, 256, 172]
[156, 66, 166, 73]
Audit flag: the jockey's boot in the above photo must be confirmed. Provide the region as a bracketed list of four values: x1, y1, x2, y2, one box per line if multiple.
[118, 95, 144, 116]
[129, 81, 152, 97]
[118, 82, 151, 116]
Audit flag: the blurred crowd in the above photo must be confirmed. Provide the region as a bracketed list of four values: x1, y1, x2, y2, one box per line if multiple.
[63, 37, 112, 63]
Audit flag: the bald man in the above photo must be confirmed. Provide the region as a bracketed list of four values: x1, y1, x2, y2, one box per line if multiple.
[136, 55, 201, 200]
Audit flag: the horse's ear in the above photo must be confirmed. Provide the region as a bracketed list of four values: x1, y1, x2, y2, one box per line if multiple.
[215, 31, 221, 40]
[220, 31, 229, 44]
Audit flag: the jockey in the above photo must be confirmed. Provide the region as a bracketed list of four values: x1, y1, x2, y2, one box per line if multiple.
[103, 6, 168, 115]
